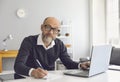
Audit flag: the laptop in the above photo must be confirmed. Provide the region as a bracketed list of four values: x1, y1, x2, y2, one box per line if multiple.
[64, 45, 112, 77]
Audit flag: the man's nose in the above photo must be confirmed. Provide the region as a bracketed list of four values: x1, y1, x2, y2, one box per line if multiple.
[49, 29, 54, 34]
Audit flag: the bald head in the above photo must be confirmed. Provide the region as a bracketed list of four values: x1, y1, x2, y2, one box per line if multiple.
[43, 17, 60, 27]
[41, 17, 60, 46]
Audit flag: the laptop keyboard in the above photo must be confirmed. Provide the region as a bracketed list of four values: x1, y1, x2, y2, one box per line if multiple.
[75, 71, 88, 75]
[67, 70, 83, 74]
[64, 70, 89, 76]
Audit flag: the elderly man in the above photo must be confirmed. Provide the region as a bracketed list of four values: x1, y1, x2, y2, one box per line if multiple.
[14, 17, 89, 79]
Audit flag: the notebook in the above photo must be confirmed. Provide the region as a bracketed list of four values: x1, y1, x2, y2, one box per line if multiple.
[0, 73, 15, 82]
[109, 65, 120, 71]
[0, 73, 26, 82]
[64, 45, 112, 77]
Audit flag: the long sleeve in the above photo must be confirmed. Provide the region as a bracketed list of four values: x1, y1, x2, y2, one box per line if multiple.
[59, 41, 79, 69]
[14, 37, 32, 76]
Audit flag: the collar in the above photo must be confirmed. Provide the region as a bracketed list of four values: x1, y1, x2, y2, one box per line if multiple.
[37, 34, 55, 50]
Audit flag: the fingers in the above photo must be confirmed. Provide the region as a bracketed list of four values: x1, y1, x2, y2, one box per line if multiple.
[86, 61, 90, 67]
[37, 68, 48, 75]
[80, 62, 90, 70]
[80, 64, 88, 70]
[31, 68, 48, 79]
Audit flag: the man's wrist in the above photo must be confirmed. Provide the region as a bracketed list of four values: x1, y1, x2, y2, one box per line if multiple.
[78, 63, 82, 69]
[29, 68, 35, 76]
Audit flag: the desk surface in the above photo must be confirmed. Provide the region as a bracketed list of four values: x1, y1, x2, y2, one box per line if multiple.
[1, 70, 120, 82]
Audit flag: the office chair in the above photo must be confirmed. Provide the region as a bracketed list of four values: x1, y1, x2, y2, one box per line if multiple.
[110, 47, 120, 65]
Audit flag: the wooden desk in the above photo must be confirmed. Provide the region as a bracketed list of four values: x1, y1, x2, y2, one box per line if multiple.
[0, 50, 18, 73]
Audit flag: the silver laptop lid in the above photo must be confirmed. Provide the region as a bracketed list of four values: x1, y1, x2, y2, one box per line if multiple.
[89, 45, 112, 76]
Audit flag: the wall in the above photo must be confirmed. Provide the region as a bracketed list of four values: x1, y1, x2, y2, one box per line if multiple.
[90, 0, 106, 45]
[90, 0, 119, 47]
[0, 0, 90, 70]
[106, 0, 119, 47]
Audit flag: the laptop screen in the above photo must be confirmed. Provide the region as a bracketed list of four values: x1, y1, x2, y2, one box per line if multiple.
[89, 45, 112, 76]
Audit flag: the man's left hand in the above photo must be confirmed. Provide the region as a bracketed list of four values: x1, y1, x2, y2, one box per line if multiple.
[80, 61, 90, 70]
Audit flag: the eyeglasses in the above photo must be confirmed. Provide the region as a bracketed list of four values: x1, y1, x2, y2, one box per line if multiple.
[44, 24, 60, 34]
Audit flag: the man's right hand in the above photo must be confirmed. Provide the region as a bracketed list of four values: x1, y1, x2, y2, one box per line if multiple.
[31, 68, 48, 78]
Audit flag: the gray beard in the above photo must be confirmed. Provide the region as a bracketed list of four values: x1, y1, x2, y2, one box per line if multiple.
[42, 35, 53, 45]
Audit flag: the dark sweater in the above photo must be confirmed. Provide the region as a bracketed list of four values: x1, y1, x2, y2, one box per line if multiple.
[14, 34, 78, 78]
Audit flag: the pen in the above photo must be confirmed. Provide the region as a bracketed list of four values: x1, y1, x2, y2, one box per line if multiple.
[36, 59, 44, 69]
[36, 59, 48, 79]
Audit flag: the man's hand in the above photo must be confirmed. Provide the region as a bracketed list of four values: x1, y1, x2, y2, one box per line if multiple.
[80, 61, 90, 70]
[31, 68, 48, 78]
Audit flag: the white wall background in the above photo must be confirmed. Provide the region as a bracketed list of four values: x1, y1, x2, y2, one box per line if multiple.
[0, 0, 108, 71]
[0, 0, 90, 70]
[90, 0, 106, 45]
[0, 0, 90, 59]
[106, 0, 120, 47]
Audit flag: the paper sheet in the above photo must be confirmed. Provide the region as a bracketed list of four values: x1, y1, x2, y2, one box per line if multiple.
[42, 73, 62, 80]
[109, 65, 120, 71]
